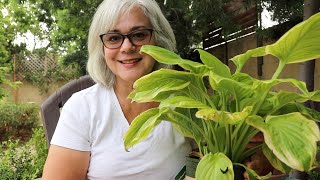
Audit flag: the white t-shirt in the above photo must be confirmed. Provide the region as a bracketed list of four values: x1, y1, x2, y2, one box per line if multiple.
[51, 84, 191, 180]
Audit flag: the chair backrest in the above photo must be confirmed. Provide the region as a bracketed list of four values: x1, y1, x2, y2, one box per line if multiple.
[40, 75, 95, 144]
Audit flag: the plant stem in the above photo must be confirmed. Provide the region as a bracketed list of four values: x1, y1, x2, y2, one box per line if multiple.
[272, 61, 286, 80]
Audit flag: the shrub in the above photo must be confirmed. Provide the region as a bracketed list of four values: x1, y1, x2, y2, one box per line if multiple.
[0, 102, 40, 142]
[0, 128, 48, 179]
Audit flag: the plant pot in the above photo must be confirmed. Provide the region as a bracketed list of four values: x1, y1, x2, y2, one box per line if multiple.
[185, 156, 200, 178]
[185, 156, 289, 180]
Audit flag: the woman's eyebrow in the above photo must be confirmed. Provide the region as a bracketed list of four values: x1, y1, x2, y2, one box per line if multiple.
[108, 26, 149, 33]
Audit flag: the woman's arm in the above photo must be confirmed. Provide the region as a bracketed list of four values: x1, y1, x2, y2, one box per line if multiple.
[42, 145, 90, 180]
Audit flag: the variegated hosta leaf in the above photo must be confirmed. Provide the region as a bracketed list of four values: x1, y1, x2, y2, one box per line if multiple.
[209, 71, 253, 100]
[123, 107, 204, 150]
[129, 69, 196, 102]
[266, 90, 320, 116]
[254, 78, 309, 96]
[261, 143, 291, 174]
[233, 163, 272, 180]
[195, 106, 252, 125]
[123, 108, 162, 151]
[266, 12, 320, 64]
[246, 113, 320, 171]
[140, 45, 210, 74]
[159, 96, 210, 109]
[230, 46, 267, 73]
[232, 73, 255, 85]
[294, 103, 320, 122]
[196, 153, 234, 180]
[309, 90, 320, 101]
[231, 12, 320, 73]
[197, 49, 232, 78]
[266, 91, 307, 114]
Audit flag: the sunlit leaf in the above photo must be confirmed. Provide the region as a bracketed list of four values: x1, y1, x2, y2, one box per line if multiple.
[196, 153, 234, 180]
[196, 106, 252, 125]
[123, 107, 205, 150]
[140, 45, 210, 74]
[209, 72, 253, 100]
[266, 13, 320, 64]
[159, 96, 210, 109]
[246, 113, 320, 171]
[129, 69, 194, 102]
[123, 108, 162, 150]
[197, 49, 232, 78]
[230, 46, 266, 73]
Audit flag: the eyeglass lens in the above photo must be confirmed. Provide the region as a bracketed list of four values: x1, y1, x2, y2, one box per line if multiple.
[100, 29, 153, 49]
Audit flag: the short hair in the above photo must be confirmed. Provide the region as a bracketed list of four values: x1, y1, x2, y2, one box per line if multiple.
[87, 0, 176, 87]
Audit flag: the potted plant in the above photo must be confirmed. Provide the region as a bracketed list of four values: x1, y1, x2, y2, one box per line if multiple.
[124, 12, 320, 180]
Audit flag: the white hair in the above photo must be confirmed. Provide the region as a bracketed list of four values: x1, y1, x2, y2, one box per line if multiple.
[87, 0, 176, 86]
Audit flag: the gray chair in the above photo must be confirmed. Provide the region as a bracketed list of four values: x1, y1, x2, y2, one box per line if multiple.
[40, 75, 95, 145]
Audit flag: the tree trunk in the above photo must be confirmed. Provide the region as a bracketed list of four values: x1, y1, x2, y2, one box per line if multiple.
[292, 2, 320, 179]
[299, 0, 320, 110]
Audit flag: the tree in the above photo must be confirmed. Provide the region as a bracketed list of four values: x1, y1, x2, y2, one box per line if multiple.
[26, 0, 102, 74]
[5, 0, 308, 75]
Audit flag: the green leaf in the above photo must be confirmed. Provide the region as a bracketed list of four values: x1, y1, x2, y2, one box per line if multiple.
[246, 113, 320, 171]
[196, 153, 234, 180]
[123, 108, 162, 150]
[197, 49, 232, 78]
[123, 107, 205, 150]
[230, 46, 266, 73]
[266, 91, 308, 114]
[255, 78, 309, 95]
[159, 96, 210, 109]
[161, 108, 205, 142]
[129, 69, 194, 102]
[196, 106, 252, 125]
[266, 12, 320, 64]
[262, 143, 291, 174]
[209, 72, 253, 101]
[309, 90, 320, 102]
[140, 45, 210, 74]
[233, 163, 272, 180]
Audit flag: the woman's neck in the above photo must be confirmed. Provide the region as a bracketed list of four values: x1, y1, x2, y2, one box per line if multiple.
[113, 79, 158, 124]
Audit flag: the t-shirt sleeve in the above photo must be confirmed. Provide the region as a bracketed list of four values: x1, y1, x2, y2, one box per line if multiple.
[50, 93, 91, 151]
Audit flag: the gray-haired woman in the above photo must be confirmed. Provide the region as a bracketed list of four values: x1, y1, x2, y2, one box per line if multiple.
[42, 0, 191, 179]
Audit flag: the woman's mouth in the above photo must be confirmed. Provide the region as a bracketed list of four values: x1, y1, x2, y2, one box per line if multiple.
[119, 58, 142, 64]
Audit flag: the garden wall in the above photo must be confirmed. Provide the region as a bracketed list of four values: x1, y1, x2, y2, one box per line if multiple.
[207, 33, 320, 93]
[2, 80, 66, 106]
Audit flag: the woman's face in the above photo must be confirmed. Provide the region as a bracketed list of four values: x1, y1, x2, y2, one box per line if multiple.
[103, 6, 156, 86]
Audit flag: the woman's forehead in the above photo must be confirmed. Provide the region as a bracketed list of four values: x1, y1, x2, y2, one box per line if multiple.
[109, 6, 151, 32]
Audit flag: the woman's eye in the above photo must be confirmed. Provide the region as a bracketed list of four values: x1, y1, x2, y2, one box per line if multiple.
[132, 32, 147, 40]
[107, 35, 122, 43]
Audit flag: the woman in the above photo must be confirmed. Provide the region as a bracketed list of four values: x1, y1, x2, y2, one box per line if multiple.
[42, 0, 191, 179]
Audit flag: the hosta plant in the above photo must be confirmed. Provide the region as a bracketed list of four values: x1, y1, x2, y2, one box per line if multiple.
[124, 12, 320, 179]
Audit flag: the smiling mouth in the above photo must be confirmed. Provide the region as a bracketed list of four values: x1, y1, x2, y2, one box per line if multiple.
[119, 58, 142, 64]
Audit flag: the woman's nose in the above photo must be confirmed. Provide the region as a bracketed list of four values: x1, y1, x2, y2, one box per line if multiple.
[120, 37, 136, 52]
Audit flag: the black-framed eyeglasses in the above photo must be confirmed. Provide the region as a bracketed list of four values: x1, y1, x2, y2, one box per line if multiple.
[99, 29, 154, 49]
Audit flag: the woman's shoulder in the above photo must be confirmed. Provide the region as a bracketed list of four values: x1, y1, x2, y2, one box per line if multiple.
[65, 84, 114, 106]
[73, 84, 112, 98]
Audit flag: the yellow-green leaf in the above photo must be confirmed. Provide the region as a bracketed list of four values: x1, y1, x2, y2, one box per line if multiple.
[266, 12, 320, 64]
[196, 106, 252, 125]
[246, 113, 320, 171]
[196, 153, 234, 180]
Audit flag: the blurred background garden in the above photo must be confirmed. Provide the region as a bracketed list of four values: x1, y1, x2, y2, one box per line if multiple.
[0, 0, 319, 179]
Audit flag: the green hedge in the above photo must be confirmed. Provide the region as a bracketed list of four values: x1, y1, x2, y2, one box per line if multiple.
[0, 128, 48, 179]
[0, 102, 40, 142]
